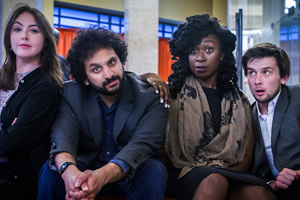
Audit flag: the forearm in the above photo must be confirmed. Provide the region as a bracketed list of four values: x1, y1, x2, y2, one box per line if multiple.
[95, 162, 128, 185]
[54, 152, 76, 172]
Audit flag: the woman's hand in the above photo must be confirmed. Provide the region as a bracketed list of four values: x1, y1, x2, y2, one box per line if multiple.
[139, 73, 171, 108]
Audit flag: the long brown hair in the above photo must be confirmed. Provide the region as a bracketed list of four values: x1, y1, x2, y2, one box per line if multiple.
[0, 3, 63, 90]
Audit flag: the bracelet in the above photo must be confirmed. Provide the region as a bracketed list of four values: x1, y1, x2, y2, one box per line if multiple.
[266, 180, 275, 185]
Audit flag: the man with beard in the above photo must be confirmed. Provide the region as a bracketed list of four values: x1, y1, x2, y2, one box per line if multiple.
[240, 43, 300, 200]
[37, 28, 168, 200]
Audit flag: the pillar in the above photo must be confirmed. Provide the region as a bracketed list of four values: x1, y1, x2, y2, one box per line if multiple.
[124, 0, 158, 74]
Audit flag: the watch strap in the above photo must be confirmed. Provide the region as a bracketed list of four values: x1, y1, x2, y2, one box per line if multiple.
[60, 162, 75, 175]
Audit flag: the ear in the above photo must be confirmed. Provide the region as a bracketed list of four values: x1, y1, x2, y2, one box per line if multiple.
[220, 52, 225, 61]
[83, 79, 89, 86]
[280, 75, 289, 85]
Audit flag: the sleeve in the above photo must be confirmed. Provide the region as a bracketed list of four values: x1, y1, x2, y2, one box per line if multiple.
[0, 81, 60, 155]
[109, 159, 131, 173]
[49, 84, 81, 159]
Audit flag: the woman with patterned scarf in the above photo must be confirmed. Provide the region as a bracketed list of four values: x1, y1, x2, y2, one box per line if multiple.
[164, 14, 275, 200]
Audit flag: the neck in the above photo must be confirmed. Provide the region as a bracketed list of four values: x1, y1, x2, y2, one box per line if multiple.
[16, 57, 41, 74]
[197, 77, 217, 89]
[98, 94, 118, 108]
[258, 102, 269, 115]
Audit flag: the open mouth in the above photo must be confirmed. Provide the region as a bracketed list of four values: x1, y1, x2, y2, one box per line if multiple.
[255, 89, 265, 96]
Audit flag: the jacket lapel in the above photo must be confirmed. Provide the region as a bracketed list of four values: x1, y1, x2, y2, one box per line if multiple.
[271, 86, 290, 148]
[85, 88, 103, 146]
[113, 77, 133, 141]
[252, 106, 266, 158]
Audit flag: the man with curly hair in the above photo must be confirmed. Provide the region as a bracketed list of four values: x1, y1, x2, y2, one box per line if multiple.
[37, 28, 168, 200]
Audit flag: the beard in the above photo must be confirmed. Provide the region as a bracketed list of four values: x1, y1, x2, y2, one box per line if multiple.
[89, 74, 123, 96]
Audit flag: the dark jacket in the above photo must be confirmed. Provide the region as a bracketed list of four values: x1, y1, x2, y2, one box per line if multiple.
[252, 84, 300, 180]
[0, 67, 60, 180]
[50, 71, 168, 174]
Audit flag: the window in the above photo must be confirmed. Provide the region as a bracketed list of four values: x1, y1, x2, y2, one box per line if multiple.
[53, 4, 124, 33]
[54, 3, 178, 38]
[280, 25, 298, 41]
[285, 0, 296, 14]
[158, 23, 178, 39]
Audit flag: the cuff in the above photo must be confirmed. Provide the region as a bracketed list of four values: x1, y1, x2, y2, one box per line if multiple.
[109, 159, 131, 173]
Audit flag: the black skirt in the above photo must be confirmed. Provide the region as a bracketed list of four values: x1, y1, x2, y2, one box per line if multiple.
[166, 166, 271, 200]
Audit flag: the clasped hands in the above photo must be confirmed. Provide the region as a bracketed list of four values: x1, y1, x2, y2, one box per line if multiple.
[62, 166, 106, 200]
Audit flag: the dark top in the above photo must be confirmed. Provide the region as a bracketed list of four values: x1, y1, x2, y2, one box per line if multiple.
[202, 87, 222, 134]
[0, 67, 60, 179]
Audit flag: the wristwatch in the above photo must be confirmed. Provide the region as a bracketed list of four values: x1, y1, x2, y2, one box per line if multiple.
[60, 162, 75, 175]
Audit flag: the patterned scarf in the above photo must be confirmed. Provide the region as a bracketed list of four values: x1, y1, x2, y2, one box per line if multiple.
[165, 75, 253, 178]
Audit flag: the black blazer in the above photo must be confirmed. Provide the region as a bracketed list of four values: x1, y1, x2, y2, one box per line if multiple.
[50, 72, 168, 174]
[251, 84, 300, 179]
[0, 68, 60, 179]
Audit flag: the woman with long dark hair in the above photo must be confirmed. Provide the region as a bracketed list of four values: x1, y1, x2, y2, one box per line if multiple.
[0, 4, 63, 199]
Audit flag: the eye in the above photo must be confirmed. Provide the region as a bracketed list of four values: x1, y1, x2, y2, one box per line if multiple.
[205, 47, 213, 53]
[190, 49, 197, 54]
[108, 58, 116, 66]
[92, 67, 101, 73]
[247, 71, 256, 76]
[30, 28, 39, 34]
[13, 27, 22, 32]
[264, 71, 270, 75]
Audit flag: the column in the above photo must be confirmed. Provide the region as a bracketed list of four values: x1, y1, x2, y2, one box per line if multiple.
[124, 0, 158, 74]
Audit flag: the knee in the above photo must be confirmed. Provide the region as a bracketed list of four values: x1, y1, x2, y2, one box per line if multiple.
[231, 185, 274, 200]
[136, 159, 167, 188]
[201, 173, 228, 187]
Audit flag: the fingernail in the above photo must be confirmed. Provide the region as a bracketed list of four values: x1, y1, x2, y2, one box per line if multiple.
[160, 99, 164, 104]
[155, 90, 159, 94]
[168, 104, 170, 108]
[165, 104, 168, 108]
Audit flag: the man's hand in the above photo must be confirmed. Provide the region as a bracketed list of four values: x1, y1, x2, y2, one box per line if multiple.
[270, 168, 300, 191]
[69, 162, 127, 199]
[139, 73, 170, 108]
[61, 165, 85, 200]
[68, 169, 104, 199]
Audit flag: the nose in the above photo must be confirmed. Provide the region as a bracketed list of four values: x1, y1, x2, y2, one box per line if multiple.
[22, 31, 28, 40]
[254, 73, 262, 85]
[196, 50, 205, 62]
[102, 66, 113, 79]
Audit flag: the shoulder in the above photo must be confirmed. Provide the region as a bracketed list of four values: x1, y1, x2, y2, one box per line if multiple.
[63, 81, 89, 97]
[284, 84, 300, 107]
[285, 84, 300, 94]
[23, 68, 58, 94]
[124, 71, 156, 95]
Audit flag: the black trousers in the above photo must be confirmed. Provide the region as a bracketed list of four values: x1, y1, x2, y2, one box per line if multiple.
[0, 162, 37, 200]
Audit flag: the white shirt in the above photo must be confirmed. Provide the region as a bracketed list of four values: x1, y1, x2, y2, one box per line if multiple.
[256, 91, 281, 178]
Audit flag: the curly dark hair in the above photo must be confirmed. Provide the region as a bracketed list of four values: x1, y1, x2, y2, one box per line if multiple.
[168, 14, 238, 99]
[67, 28, 127, 83]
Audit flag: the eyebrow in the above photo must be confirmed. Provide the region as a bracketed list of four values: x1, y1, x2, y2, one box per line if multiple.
[202, 39, 216, 44]
[247, 66, 273, 71]
[88, 63, 101, 68]
[13, 21, 38, 28]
